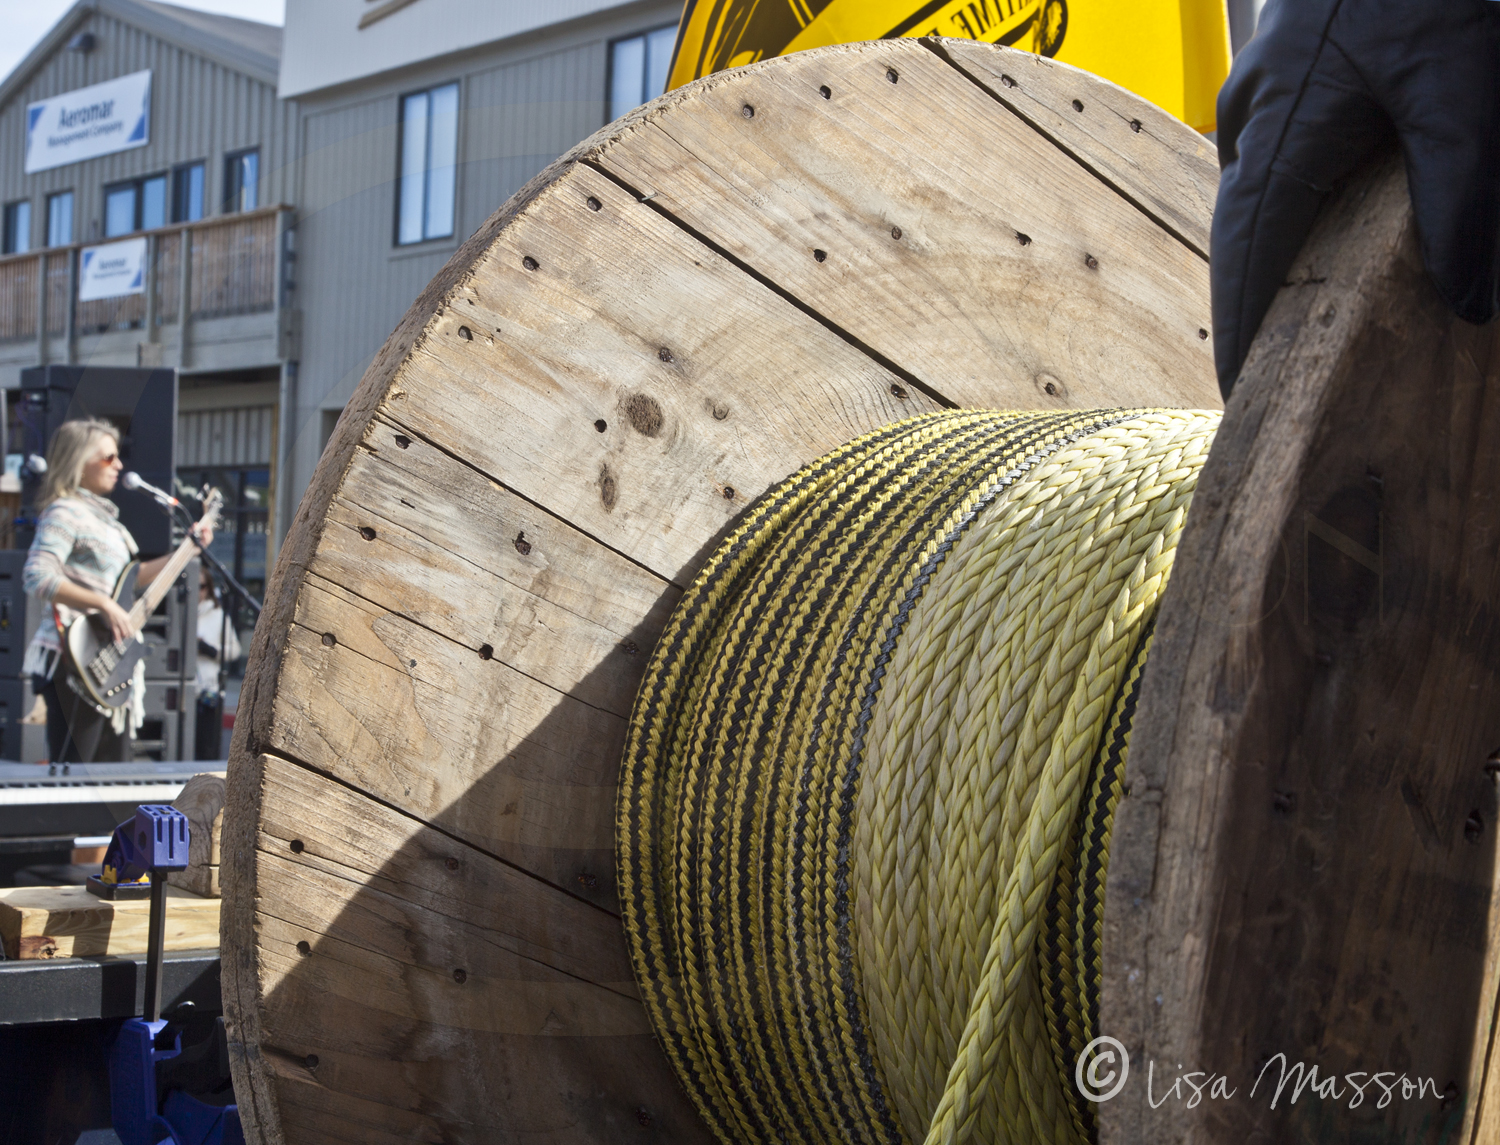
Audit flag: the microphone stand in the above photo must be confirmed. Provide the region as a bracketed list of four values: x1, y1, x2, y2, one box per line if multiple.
[148, 495, 263, 619]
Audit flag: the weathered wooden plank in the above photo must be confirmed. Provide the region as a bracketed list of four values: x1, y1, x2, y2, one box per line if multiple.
[311, 412, 678, 714]
[1101, 156, 1500, 1143]
[272, 576, 623, 909]
[168, 773, 225, 897]
[595, 39, 1218, 416]
[0, 884, 219, 959]
[244, 754, 709, 1144]
[382, 158, 942, 586]
[931, 38, 1218, 257]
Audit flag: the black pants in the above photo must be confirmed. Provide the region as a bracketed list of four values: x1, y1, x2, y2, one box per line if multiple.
[195, 694, 224, 761]
[34, 674, 127, 764]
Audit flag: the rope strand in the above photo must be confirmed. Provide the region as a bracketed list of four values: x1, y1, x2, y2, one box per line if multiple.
[619, 409, 1219, 1145]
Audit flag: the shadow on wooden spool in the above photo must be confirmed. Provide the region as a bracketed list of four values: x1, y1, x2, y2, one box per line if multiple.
[220, 37, 1222, 1142]
[1102, 155, 1500, 1143]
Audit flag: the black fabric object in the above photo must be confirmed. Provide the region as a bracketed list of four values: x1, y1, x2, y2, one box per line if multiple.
[1212, 0, 1500, 397]
[34, 674, 126, 763]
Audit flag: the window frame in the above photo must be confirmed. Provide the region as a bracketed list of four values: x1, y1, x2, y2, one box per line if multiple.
[102, 172, 169, 237]
[46, 190, 74, 247]
[606, 23, 678, 124]
[172, 161, 206, 224]
[393, 80, 461, 248]
[222, 148, 260, 215]
[2, 200, 32, 255]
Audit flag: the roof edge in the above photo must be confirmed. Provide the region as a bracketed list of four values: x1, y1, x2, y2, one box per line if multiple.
[0, 0, 97, 113]
[0, 0, 281, 116]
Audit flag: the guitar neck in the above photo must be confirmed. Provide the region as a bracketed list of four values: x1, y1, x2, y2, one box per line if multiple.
[127, 534, 202, 628]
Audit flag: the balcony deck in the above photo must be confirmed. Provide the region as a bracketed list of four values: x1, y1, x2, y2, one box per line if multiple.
[0, 206, 294, 386]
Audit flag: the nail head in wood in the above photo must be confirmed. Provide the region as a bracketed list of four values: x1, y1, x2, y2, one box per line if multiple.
[1085, 254, 1099, 270]
[886, 68, 899, 83]
[813, 249, 827, 262]
[586, 196, 601, 211]
[393, 433, 411, 448]
[741, 103, 755, 118]
[358, 526, 377, 541]
[1466, 810, 1485, 844]
[819, 85, 831, 99]
[522, 256, 539, 271]
[289, 839, 304, 853]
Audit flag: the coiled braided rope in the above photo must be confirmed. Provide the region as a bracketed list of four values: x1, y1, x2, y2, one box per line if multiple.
[618, 408, 1219, 1145]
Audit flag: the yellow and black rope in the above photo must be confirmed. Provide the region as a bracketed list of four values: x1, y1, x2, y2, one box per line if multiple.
[618, 408, 1217, 1145]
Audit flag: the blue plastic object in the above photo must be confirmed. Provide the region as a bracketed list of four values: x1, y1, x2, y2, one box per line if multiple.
[118, 804, 191, 880]
[102, 803, 242, 1145]
[107, 1018, 244, 1145]
[90, 805, 191, 898]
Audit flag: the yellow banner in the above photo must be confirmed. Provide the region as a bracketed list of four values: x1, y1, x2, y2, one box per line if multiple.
[667, 0, 1230, 133]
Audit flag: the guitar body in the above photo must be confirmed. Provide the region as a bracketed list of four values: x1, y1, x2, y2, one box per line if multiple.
[61, 490, 224, 711]
[63, 560, 146, 709]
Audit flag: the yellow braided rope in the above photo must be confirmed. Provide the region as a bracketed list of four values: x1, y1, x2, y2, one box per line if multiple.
[618, 409, 1219, 1145]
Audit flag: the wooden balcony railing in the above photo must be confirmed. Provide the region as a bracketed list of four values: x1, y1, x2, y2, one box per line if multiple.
[0, 205, 289, 345]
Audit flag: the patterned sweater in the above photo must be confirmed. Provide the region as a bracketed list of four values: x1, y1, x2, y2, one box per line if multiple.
[22, 491, 138, 682]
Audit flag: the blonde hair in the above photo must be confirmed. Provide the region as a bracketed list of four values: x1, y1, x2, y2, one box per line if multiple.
[37, 418, 120, 508]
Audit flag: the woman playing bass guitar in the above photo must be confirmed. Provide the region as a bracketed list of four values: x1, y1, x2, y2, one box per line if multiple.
[22, 419, 212, 763]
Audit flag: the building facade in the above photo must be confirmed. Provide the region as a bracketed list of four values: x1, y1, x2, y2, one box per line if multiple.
[276, 0, 681, 541]
[0, 0, 690, 599]
[0, 0, 296, 604]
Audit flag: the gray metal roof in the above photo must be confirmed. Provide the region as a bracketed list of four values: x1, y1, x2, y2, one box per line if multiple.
[0, 0, 283, 113]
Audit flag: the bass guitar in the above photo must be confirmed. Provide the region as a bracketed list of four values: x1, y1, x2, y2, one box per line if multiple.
[63, 489, 224, 709]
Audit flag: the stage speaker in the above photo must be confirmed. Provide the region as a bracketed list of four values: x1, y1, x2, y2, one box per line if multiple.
[17, 366, 177, 556]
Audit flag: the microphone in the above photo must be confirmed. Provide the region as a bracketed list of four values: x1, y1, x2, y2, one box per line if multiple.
[23, 454, 46, 476]
[121, 471, 180, 507]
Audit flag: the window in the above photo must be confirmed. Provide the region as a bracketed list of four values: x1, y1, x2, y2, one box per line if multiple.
[172, 162, 205, 223]
[224, 149, 259, 214]
[2, 201, 31, 254]
[396, 82, 458, 245]
[609, 25, 676, 122]
[46, 191, 73, 246]
[103, 174, 167, 237]
[176, 466, 270, 653]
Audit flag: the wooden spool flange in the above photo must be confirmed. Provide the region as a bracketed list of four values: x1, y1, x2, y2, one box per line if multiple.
[1102, 157, 1500, 1143]
[221, 38, 1221, 1143]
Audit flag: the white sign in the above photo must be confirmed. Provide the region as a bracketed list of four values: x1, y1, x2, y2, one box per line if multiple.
[78, 238, 148, 302]
[25, 70, 151, 174]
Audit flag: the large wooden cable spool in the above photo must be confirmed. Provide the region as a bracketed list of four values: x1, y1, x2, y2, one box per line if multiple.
[1104, 153, 1500, 1143]
[218, 34, 1500, 1144]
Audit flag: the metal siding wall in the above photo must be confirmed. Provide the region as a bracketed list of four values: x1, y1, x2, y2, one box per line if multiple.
[0, 11, 295, 247]
[179, 405, 274, 467]
[287, 28, 640, 493]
